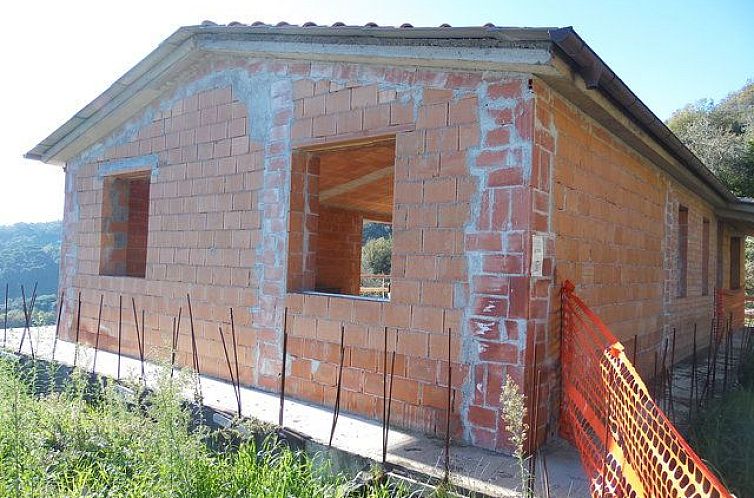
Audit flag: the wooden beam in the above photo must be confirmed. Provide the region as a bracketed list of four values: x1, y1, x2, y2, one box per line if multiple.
[319, 166, 393, 201]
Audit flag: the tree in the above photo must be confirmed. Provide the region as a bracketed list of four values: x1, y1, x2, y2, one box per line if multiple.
[667, 81, 754, 198]
[362, 221, 392, 244]
[361, 237, 392, 275]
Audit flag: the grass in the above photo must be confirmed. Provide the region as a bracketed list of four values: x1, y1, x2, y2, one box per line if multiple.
[0, 356, 411, 498]
[689, 345, 754, 498]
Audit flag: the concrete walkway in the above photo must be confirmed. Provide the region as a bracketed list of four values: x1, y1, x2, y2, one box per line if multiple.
[1, 325, 589, 497]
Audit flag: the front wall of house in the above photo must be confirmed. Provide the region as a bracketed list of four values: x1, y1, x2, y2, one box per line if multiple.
[60, 57, 543, 451]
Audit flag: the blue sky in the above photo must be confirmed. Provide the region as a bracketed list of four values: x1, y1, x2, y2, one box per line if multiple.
[0, 0, 751, 225]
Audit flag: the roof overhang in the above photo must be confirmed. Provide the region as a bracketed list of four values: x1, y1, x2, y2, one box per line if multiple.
[25, 22, 753, 216]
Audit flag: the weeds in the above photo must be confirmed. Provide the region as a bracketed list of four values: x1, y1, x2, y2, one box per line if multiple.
[500, 374, 531, 498]
[0, 356, 411, 498]
[689, 346, 754, 498]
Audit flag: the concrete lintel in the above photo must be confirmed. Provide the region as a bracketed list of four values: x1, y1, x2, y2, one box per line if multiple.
[98, 154, 159, 178]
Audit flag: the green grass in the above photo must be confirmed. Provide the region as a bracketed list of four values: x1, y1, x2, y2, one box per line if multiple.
[689, 346, 754, 498]
[0, 357, 409, 498]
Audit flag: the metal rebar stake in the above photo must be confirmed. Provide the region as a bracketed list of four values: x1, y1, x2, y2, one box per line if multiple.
[186, 293, 202, 402]
[51, 289, 64, 362]
[229, 307, 242, 415]
[218, 325, 241, 416]
[328, 324, 346, 447]
[117, 296, 123, 380]
[131, 299, 145, 382]
[19, 283, 38, 359]
[382, 326, 388, 465]
[444, 325, 454, 485]
[73, 291, 82, 367]
[91, 295, 104, 373]
[170, 307, 182, 379]
[279, 307, 288, 427]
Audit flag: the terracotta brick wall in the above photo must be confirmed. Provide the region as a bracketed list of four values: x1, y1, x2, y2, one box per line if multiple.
[283, 74, 477, 441]
[315, 206, 363, 295]
[65, 53, 751, 453]
[58, 50, 564, 450]
[540, 80, 742, 387]
[60, 85, 259, 384]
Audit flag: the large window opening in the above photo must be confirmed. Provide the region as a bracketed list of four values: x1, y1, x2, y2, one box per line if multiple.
[100, 172, 151, 278]
[288, 136, 395, 300]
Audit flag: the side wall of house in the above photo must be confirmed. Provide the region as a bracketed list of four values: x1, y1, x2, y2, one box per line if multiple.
[537, 80, 746, 414]
[59, 58, 543, 451]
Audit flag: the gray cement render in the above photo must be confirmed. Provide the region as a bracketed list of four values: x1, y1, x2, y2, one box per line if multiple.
[1, 326, 589, 497]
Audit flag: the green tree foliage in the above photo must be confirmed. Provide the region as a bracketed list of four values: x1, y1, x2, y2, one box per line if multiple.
[668, 81, 754, 293]
[362, 221, 392, 244]
[361, 237, 392, 275]
[667, 81, 754, 197]
[0, 221, 62, 326]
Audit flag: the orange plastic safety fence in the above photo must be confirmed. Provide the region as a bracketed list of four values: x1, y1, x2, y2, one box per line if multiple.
[560, 281, 733, 498]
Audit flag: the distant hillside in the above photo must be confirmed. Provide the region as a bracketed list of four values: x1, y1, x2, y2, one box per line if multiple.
[0, 221, 61, 326]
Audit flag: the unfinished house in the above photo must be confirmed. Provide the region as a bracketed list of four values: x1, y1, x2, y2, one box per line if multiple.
[27, 23, 754, 452]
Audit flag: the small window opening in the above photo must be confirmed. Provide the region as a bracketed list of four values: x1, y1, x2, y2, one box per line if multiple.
[702, 218, 710, 296]
[288, 137, 395, 300]
[100, 172, 151, 278]
[677, 206, 688, 297]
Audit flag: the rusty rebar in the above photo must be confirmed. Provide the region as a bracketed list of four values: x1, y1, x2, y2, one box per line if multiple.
[701, 319, 715, 406]
[51, 289, 64, 362]
[229, 307, 241, 414]
[131, 298, 145, 382]
[117, 296, 123, 380]
[601, 358, 614, 498]
[384, 330, 398, 465]
[688, 325, 697, 426]
[668, 328, 677, 422]
[632, 334, 638, 367]
[328, 324, 346, 447]
[652, 352, 658, 401]
[19, 283, 38, 359]
[540, 423, 552, 498]
[91, 294, 104, 373]
[443, 326, 453, 484]
[170, 307, 182, 379]
[279, 308, 288, 427]
[186, 293, 202, 401]
[660, 337, 669, 410]
[530, 367, 543, 496]
[218, 325, 241, 416]
[73, 291, 82, 367]
[382, 326, 388, 465]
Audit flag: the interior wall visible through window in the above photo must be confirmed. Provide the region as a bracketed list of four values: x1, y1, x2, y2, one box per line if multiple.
[99, 172, 151, 278]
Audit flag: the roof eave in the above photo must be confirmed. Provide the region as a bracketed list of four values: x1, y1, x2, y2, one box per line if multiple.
[547, 27, 738, 206]
[26, 25, 557, 166]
